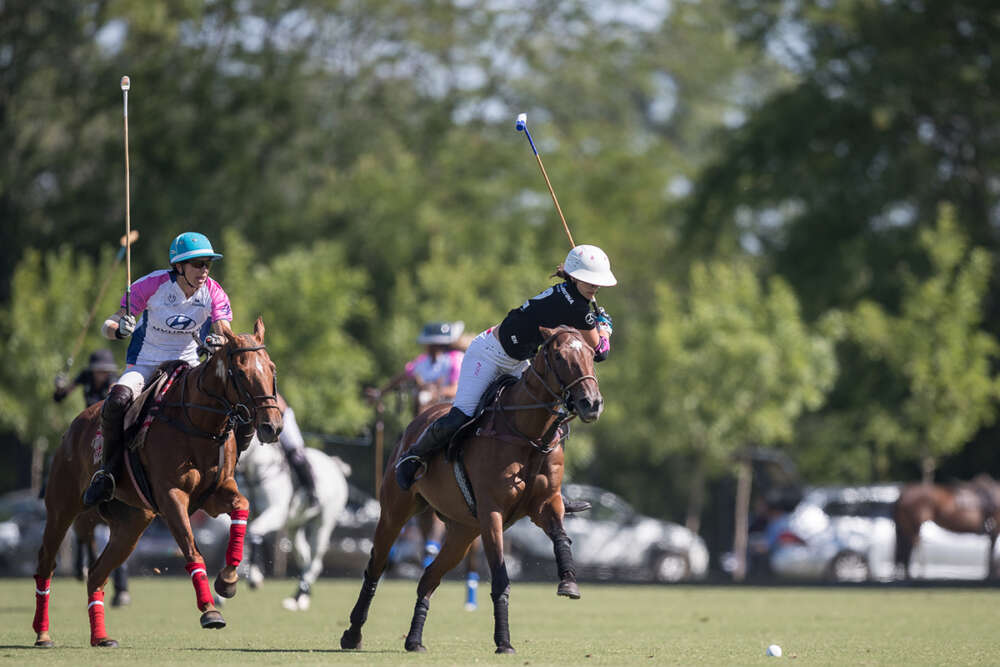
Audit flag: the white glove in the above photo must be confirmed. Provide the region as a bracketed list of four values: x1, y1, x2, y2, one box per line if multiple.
[116, 314, 136, 339]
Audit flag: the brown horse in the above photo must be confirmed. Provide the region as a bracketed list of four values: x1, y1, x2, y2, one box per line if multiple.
[340, 326, 603, 654]
[32, 318, 281, 648]
[894, 476, 1000, 579]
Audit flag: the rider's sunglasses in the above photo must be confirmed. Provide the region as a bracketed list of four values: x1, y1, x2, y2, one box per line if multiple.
[187, 260, 212, 270]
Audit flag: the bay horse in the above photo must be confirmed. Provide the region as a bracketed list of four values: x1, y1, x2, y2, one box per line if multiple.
[340, 326, 603, 654]
[894, 476, 1000, 579]
[32, 318, 281, 648]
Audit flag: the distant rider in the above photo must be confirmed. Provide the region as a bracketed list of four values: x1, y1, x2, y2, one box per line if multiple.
[368, 321, 466, 413]
[82, 232, 234, 507]
[395, 245, 616, 491]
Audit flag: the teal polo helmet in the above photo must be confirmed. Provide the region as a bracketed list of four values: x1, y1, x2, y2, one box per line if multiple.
[168, 232, 223, 265]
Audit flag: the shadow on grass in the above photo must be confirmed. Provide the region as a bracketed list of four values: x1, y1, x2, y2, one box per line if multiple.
[0, 645, 400, 655]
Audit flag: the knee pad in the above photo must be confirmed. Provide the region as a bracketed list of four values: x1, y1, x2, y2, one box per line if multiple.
[102, 385, 133, 420]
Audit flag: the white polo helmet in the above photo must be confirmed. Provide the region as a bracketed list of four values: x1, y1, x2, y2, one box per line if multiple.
[564, 244, 617, 287]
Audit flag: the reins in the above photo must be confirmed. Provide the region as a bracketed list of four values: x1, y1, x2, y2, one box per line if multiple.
[491, 329, 599, 453]
[156, 341, 279, 445]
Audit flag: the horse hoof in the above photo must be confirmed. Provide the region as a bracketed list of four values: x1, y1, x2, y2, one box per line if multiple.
[557, 580, 580, 599]
[92, 638, 119, 647]
[340, 630, 362, 650]
[200, 610, 226, 629]
[112, 590, 131, 607]
[34, 639, 54, 648]
[495, 645, 516, 654]
[405, 641, 426, 652]
[214, 574, 237, 599]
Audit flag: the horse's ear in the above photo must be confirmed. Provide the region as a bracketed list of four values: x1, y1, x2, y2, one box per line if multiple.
[222, 326, 238, 343]
[539, 326, 557, 341]
[253, 316, 265, 343]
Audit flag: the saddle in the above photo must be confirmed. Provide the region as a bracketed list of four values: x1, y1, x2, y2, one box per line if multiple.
[444, 374, 519, 462]
[122, 361, 190, 451]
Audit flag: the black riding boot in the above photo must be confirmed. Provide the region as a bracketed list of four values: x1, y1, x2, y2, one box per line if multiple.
[83, 385, 132, 507]
[395, 406, 468, 491]
[287, 448, 319, 507]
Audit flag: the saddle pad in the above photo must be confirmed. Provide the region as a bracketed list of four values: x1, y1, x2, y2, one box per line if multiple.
[124, 361, 189, 450]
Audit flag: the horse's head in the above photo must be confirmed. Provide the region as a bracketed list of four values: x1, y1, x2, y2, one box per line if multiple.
[534, 327, 603, 423]
[214, 317, 283, 443]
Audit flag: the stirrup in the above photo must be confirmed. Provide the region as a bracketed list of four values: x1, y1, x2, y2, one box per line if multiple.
[395, 454, 428, 479]
[82, 470, 116, 507]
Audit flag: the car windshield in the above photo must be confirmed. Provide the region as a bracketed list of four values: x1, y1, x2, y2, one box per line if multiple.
[823, 500, 894, 519]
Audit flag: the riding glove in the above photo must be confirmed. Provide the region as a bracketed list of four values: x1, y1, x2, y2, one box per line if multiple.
[116, 314, 136, 339]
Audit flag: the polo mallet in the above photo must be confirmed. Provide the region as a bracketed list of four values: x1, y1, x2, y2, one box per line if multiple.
[61, 230, 140, 374]
[121, 75, 133, 316]
[515, 113, 575, 249]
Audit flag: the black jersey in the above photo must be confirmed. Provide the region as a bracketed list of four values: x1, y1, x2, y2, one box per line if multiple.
[75, 369, 118, 407]
[497, 281, 597, 360]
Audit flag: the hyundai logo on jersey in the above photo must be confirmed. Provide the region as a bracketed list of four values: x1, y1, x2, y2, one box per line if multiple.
[166, 314, 197, 330]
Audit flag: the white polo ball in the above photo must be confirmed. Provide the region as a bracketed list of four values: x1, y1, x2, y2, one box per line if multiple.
[766, 644, 782, 657]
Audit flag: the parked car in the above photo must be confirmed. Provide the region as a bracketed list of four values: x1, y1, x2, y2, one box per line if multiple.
[769, 484, 1000, 582]
[504, 483, 709, 583]
[0, 490, 55, 576]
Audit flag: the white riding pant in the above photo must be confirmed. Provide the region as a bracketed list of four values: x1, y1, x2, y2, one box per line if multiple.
[452, 329, 529, 416]
[114, 362, 163, 398]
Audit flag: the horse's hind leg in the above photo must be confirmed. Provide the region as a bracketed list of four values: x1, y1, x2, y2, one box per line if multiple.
[33, 459, 85, 647]
[405, 522, 478, 652]
[340, 498, 421, 650]
[86, 501, 152, 647]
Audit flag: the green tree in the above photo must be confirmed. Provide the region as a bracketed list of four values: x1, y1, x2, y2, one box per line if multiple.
[0, 246, 122, 491]
[647, 262, 837, 532]
[847, 206, 1000, 481]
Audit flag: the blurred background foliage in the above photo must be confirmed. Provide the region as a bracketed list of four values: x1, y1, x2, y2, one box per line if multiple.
[3, 0, 1000, 530]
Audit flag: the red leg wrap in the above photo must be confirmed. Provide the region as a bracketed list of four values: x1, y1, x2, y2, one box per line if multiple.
[227, 509, 250, 567]
[32, 576, 51, 633]
[185, 561, 213, 611]
[88, 590, 108, 645]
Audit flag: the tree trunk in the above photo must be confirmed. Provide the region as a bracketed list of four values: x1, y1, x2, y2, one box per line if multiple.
[31, 436, 47, 496]
[921, 454, 936, 484]
[684, 455, 706, 535]
[731, 457, 752, 582]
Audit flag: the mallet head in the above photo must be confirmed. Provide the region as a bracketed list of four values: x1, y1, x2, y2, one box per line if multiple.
[120, 76, 130, 91]
[515, 113, 527, 131]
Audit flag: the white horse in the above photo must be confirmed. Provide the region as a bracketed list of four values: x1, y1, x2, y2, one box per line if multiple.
[237, 439, 350, 610]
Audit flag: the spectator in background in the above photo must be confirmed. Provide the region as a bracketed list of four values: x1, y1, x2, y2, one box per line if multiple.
[53, 349, 119, 407]
[367, 321, 466, 414]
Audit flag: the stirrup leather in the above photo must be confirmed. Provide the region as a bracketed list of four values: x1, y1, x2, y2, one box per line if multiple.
[395, 454, 428, 481]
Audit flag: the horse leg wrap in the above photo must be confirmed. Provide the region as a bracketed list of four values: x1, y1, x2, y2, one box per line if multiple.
[349, 571, 379, 627]
[552, 530, 577, 581]
[405, 598, 430, 650]
[88, 590, 107, 645]
[490, 563, 511, 602]
[492, 591, 511, 650]
[185, 561, 213, 611]
[32, 576, 51, 633]
[226, 509, 250, 567]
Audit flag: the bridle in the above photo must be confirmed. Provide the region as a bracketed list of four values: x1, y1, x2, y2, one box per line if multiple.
[159, 341, 280, 444]
[493, 328, 599, 453]
[522, 329, 599, 416]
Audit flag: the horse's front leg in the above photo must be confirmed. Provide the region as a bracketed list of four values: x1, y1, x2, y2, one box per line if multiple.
[199, 478, 250, 600]
[531, 496, 579, 599]
[160, 488, 226, 629]
[480, 509, 515, 654]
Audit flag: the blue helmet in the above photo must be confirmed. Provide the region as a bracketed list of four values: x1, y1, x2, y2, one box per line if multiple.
[169, 232, 223, 265]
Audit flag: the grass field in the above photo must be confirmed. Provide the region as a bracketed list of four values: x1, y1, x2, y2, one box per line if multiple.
[0, 576, 996, 665]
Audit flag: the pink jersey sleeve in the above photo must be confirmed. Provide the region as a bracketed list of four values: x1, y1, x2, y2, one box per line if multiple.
[447, 350, 464, 384]
[121, 270, 170, 315]
[404, 354, 426, 378]
[206, 278, 233, 322]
